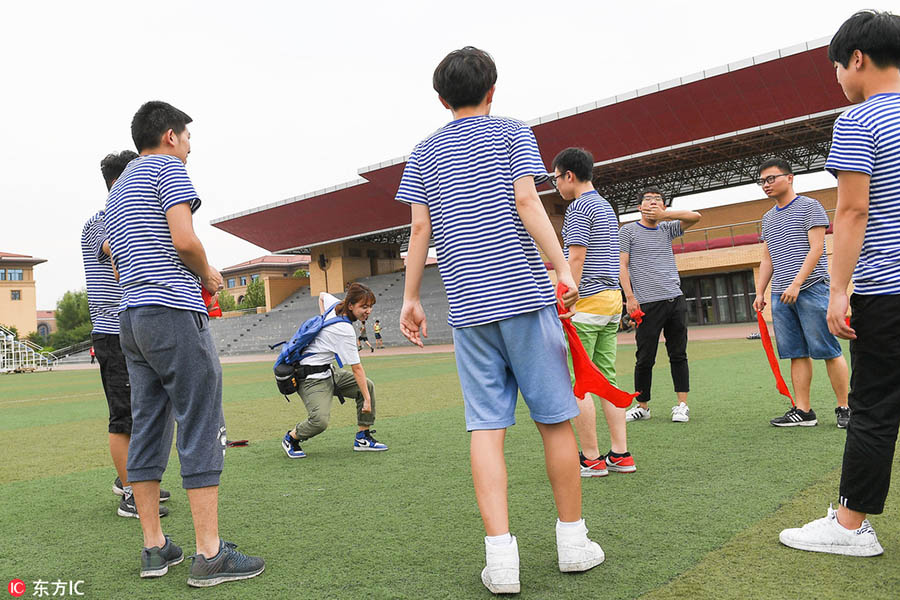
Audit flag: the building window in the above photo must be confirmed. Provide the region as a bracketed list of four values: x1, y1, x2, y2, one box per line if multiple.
[0, 269, 5, 280]
[348, 247, 362, 258]
[366, 250, 378, 259]
[681, 271, 755, 326]
[11, 290, 21, 301]
[251, 274, 259, 282]
[38, 324, 49, 338]
[8, 269, 23, 281]
[240, 276, 247, 286]
[227, 278, 235, 288]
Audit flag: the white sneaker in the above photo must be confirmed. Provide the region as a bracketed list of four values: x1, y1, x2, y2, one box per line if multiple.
[481, 536, 520, 594]
[671, 402, 690, 423]
[625, 405, 650, 422]
[779, 504, 884, 557]
[556, 520, 605, 572]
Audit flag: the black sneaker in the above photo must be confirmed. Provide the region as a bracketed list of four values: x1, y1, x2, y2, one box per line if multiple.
[187, 539, 265, 587]
[118, 492, 170, 519]
[835, 406, 851, 429]
[140, 535, 184, 578]
[113, 477, 171, 502]
[771, 406, 818, 427]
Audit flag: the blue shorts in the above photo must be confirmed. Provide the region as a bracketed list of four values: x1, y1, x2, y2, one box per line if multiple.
[772, 281, 843, 360]
[453, 305, 580, 431]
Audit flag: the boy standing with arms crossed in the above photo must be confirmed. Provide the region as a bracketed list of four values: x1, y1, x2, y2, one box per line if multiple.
[780, 10, 900, 556]
[398, 47, 604, 594]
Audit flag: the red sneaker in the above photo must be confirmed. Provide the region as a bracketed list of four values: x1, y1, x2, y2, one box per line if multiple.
[579, 453, 609, 477]
[606, 452, 636, 473]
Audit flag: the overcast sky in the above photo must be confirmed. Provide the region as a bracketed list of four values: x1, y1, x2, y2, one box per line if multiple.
[0, 0, 862, 311]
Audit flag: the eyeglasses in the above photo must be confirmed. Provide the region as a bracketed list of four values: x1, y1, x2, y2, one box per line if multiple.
[756, 173, 791, 186]
[548, 171, 567, 190]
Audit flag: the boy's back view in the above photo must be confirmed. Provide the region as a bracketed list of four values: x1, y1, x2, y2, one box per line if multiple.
[398, 47, 604, 594]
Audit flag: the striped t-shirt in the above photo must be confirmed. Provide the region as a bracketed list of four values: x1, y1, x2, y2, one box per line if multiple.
[104, 154, 206, 314]
[760, 195, 830, 294]
[562, 190, 620, 297]
[619, 221, 684, 304]
[826, 93, 900, 295]
[81, 210, 121, 335]
[395, 115, 554, 328]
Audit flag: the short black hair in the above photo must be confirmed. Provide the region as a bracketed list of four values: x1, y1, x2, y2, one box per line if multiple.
[551, 148, 594, 183]
[433, 47, 497, 110]
[639, 187, 665, 202]
[758, 158, 793, 176]
[131, 101, 193, 153]
[100, 150, 138, 191]
[828, 10, 900, 69]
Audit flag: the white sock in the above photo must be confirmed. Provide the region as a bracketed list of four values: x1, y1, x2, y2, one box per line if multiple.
[485, 532, 513, 546]
[556, 518, 585, 533]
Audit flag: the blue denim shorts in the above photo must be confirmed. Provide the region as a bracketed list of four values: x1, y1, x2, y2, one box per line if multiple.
[772, 280, 843, 360]
[453, 305, 580, 431]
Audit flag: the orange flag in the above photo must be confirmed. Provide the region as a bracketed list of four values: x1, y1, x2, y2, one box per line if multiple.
[556, 284, 639, 408]
[756, 311, 794, 406]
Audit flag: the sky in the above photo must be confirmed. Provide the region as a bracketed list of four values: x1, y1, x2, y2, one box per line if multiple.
[0, 0, 864, 311]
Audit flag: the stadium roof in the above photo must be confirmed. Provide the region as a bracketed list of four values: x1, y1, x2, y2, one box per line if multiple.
[220, 254, 310, 275]
[212, 37, 849, 253]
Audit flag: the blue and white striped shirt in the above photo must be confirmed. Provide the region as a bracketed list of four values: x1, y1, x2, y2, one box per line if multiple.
[104, 155, 206, 314]
[826, 93, 900, 295]
[619, 221, 684, 304]
[562, 190, 619, 297]
[81, 210, 121, 335]
[761, 195, 830, 294]
[395, 115, 555, 328]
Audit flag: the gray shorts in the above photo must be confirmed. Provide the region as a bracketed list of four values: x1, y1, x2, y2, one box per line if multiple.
[119, 306, 225, 489]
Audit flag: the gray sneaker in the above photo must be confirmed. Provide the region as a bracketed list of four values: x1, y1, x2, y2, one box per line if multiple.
[187, 540, 265, 587]
[835, 406, 851, 429]
[118, 492, 169, 519]
[113, 477, 171, 502]
[140, 535, 184, 578]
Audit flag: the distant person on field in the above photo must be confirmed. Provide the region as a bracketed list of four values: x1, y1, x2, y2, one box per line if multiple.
[374, 319, 384, 349]
[780, 9, 900, 558]
[752, 158, 850, 428]
[104, 101, 264, 585]
[81, 150, 171, 520]
[282, 283, 388, 458]
[552, 147, 635, 477]
[358, 319, 374, 352]
[619, 188, 700, 423]
[398, 46, 604, 595]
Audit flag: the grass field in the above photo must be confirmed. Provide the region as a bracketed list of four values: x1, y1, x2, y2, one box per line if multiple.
[2, 339, 899, 599]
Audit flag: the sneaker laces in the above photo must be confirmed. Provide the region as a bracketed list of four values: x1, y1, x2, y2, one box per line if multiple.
[365, 430, 380, 443]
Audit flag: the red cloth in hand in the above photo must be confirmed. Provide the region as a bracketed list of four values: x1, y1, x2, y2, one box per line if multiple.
[756, 311, 794, 406]
[630, 310, 645, 327]
[201, 288, 223, 317]
[556, 284, 639, 408]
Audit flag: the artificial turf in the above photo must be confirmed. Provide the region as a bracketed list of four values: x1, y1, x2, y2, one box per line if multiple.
[1, 339, 898, 599]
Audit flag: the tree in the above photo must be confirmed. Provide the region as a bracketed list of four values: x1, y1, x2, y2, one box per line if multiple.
[218, 289, 237, 312]
[239, 278, 266, 309]
[293, 268, 309, 278]
[50, 290, 92, 348]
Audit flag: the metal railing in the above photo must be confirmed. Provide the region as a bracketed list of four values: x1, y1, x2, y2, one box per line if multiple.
[0, 326, 57, 372]
[672, 208, 835, 252]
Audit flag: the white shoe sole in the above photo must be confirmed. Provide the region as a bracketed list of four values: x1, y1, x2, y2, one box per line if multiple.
[771, 420, 817, 427]
[353, 445, 388, 452]
[187, 564, 265, 587]
[580, 470, 609, 478]
[672, 416, 689, 423]
[481, 568, 520, 594]
[779, 532, 883, 556]
[282, 440, 306, 459]
[625, 413, 650, 422]
[558, 553, 605, 572]
[606, 464, 636, 473]
[140, 555, 184, 578]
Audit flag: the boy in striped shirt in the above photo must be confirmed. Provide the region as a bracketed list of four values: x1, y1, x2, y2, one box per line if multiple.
[552, 147, 635, 477]
[82, 150, 172, 519]
[752, 158, 850, 428]
[398, 47, 604, 594]
[779, 10, 900, 557]
[619, 189, 700, 423]
[105, 101, 264, 584]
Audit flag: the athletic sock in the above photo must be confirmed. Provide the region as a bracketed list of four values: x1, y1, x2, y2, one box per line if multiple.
[556, 518, 585, 533]
[486, 532, 513, 546]
[608, 450, 630, 458]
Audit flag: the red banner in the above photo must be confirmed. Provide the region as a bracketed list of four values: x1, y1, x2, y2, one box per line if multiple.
[557, 284, 639, 408]
[756, 311, 794, 406]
